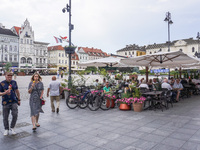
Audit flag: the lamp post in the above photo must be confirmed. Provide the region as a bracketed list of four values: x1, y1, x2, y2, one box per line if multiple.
[62, 0, 74, 88]
[164, 11, 173, 79]
[196, 32, 200, 57]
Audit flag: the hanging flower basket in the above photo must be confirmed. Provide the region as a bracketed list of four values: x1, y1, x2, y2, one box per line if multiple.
[64, 46, 76, 54]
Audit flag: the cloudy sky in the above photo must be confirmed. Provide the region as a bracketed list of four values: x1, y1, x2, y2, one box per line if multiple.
[1, 0, 200, 54]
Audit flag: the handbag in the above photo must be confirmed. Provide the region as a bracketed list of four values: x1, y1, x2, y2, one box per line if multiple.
[35, 83, 45, 106]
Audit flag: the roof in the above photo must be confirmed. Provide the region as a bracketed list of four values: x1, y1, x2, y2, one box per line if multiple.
[48, 45, 64, 51]
[146, 38, 198, 49]
[78, 47, 107, 57]
[34, 41, 49, 45]
[13, 26, 21, 35]
[117, 44, 146, 52]
[0, 27, 18, 37]
[71, 52, 79, 60]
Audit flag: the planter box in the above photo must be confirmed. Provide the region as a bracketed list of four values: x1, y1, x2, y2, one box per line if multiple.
[132, 103, 143, 112]
[18, 72, 25, 76]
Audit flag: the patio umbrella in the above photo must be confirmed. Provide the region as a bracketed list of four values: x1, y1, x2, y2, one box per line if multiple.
[78, 56, 130, 67]
[120, 51, 200, 68]
[120, 51, 200, 81]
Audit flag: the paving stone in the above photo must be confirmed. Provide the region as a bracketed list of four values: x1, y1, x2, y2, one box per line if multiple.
[151, 144, 179, 150]
[181, 141, 200, 150]
[114, 135, 139, 145]
[161, 137, 186, 148]
[101, 141, 128, 150]
[169, 132, 193, 141]
[140, 134, 165, 143]
[40, 144, 66, 150]
[137, 126, 156, 133]
[131, 139, 158, 150]
[56, 138, 82, 149]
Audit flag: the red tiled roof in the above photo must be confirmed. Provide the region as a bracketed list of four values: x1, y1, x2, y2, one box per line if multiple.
[13, 26, 21, 35]
[47, 45, 64, 51]
[78, 47, 107, 56]
[71, 52, 79, 60]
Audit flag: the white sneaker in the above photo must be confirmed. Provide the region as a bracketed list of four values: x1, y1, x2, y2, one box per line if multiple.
[4, 130, 9, 136]
[10, 128, 16, 135]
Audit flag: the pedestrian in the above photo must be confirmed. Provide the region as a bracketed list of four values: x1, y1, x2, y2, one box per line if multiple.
[2, 70, 4, 76]
[57, 70, 60, 79]
[14, 69, 17, 80]
[47, 76, 63, 113]
[61, 70, 63, 78]
[0, 72, 21, 136]
[28, 73, 44, 131]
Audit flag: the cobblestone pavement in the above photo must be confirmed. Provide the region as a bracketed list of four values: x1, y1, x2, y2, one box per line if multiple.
[0, 75, 200, 150]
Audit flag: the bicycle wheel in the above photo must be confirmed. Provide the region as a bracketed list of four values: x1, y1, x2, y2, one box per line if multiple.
[88, 95, 101, 111]
[100, 95, 111, 110]
[79, 94, 89, 109]
[66, 94, 78, 109]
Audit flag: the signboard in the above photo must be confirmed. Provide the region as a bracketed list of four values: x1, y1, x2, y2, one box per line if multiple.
[150, 69, 169, 73]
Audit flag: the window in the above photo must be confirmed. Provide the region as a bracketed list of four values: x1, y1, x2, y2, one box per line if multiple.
[62, 60, 64, 64]
[59, 60, 61, 63]
[21, 39, 23, 44]
[30, 40, 32, 45]
[36, 58, 38, 63]
[192, 47, 195, 52]
[129, 52, 131, 55]
[150, 52, 152, 54]
[168, 49, 170, 52]
[27, 39, 29, 44]
[24, 39, 26, 44]
[40, 50, 42, 55]
[9, 55, 12, 61]
[5, 45, 7, 52]
[27, 58, 32, 64]
[40, 58, 42, 63]
[14, 55, 17, 61]
[44, 50, 46, 56]
[62, 53, 64, 57]
[65, 60, 67, 64]
[132, 51, 134, 55]
[125, 52, 127, 55]
[36, 50, 38, 55]
[21, 57, 26, 63]
[59, 53, 61, 57]
[14, 46, 17, 52]
[5, 54, 7, 61]
[9, 46, 12, 52]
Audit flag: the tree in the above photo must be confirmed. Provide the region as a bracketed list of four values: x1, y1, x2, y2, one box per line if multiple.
[5, 62, 12, 72]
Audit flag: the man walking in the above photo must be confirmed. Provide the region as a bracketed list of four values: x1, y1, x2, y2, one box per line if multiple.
[0, 72, 20, 136]
[47, 76, 63, 113]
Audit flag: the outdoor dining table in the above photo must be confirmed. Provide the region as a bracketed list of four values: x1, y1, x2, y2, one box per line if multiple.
[142, 91, 163, 110]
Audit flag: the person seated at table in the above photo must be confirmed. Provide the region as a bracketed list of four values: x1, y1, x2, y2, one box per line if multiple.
[147, 79, 153, 91]
[172, 79, 183, 102]
[169, 77, 175, 86]
[161, 78, 172, 90]
[181, 78, 188, 85]
[139, 80, 149, 89]
[188, 79, 197, 95]
[93, 79, 99, 87]
[103, 81, 111, 93]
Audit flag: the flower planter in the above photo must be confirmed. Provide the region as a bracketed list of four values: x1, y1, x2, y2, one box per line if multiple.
[129, 74, 137, 80]
[119, 104, 131, 110]
[106, 99, 115, 108]
[18, 72, 25, 76]
[132, 103, 143, 112]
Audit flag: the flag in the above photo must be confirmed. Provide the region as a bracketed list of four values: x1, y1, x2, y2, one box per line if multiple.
[60, 36, 67, 40]
[53, 36, 62, 43]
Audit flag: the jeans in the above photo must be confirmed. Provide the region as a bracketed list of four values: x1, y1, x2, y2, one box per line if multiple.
[3, 103, 18, 130]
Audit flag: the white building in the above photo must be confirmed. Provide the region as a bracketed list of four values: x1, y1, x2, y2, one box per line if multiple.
[146, 38, 199, 56]
[0, 23, 19, 68]
[48, 45, 80, 71]
[11, 19, 49, 69]
[116, 44, 146, 57]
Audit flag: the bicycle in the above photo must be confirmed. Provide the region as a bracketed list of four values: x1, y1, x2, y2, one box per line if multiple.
[94, 90, 112, 110]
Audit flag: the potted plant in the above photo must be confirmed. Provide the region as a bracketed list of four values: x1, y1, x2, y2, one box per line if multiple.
[116, 89, 132, 110]
[18, 69, 25, 76]
[129, 72, 138, 80]
[64, 46, 76, 54]
[115, 73, 123, 80]
[132, 88, 146, 112]
[105, 94, 117, 108]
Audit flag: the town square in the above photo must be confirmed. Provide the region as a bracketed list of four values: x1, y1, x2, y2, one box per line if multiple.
[1, 0, 200, 150]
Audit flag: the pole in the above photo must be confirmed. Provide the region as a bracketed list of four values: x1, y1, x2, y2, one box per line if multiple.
[68, 0, 72, 88]
[146, 66, 148, 82]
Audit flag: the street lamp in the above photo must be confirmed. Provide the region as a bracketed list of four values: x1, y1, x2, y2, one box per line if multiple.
[62, 0, 74, 88]
[196, 32, 200, 57]
[164, 11, 173, 79]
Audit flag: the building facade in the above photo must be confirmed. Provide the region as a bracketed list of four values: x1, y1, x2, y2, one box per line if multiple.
[116, 44, 146, 57]
[145, 38, 199, 56]
[48, 45, 79, 71]
[11, 19, 49, 69]
[0, 23, 19, 68]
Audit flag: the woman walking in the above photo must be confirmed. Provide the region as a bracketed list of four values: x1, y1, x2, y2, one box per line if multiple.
[28, 73, 44, 131]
